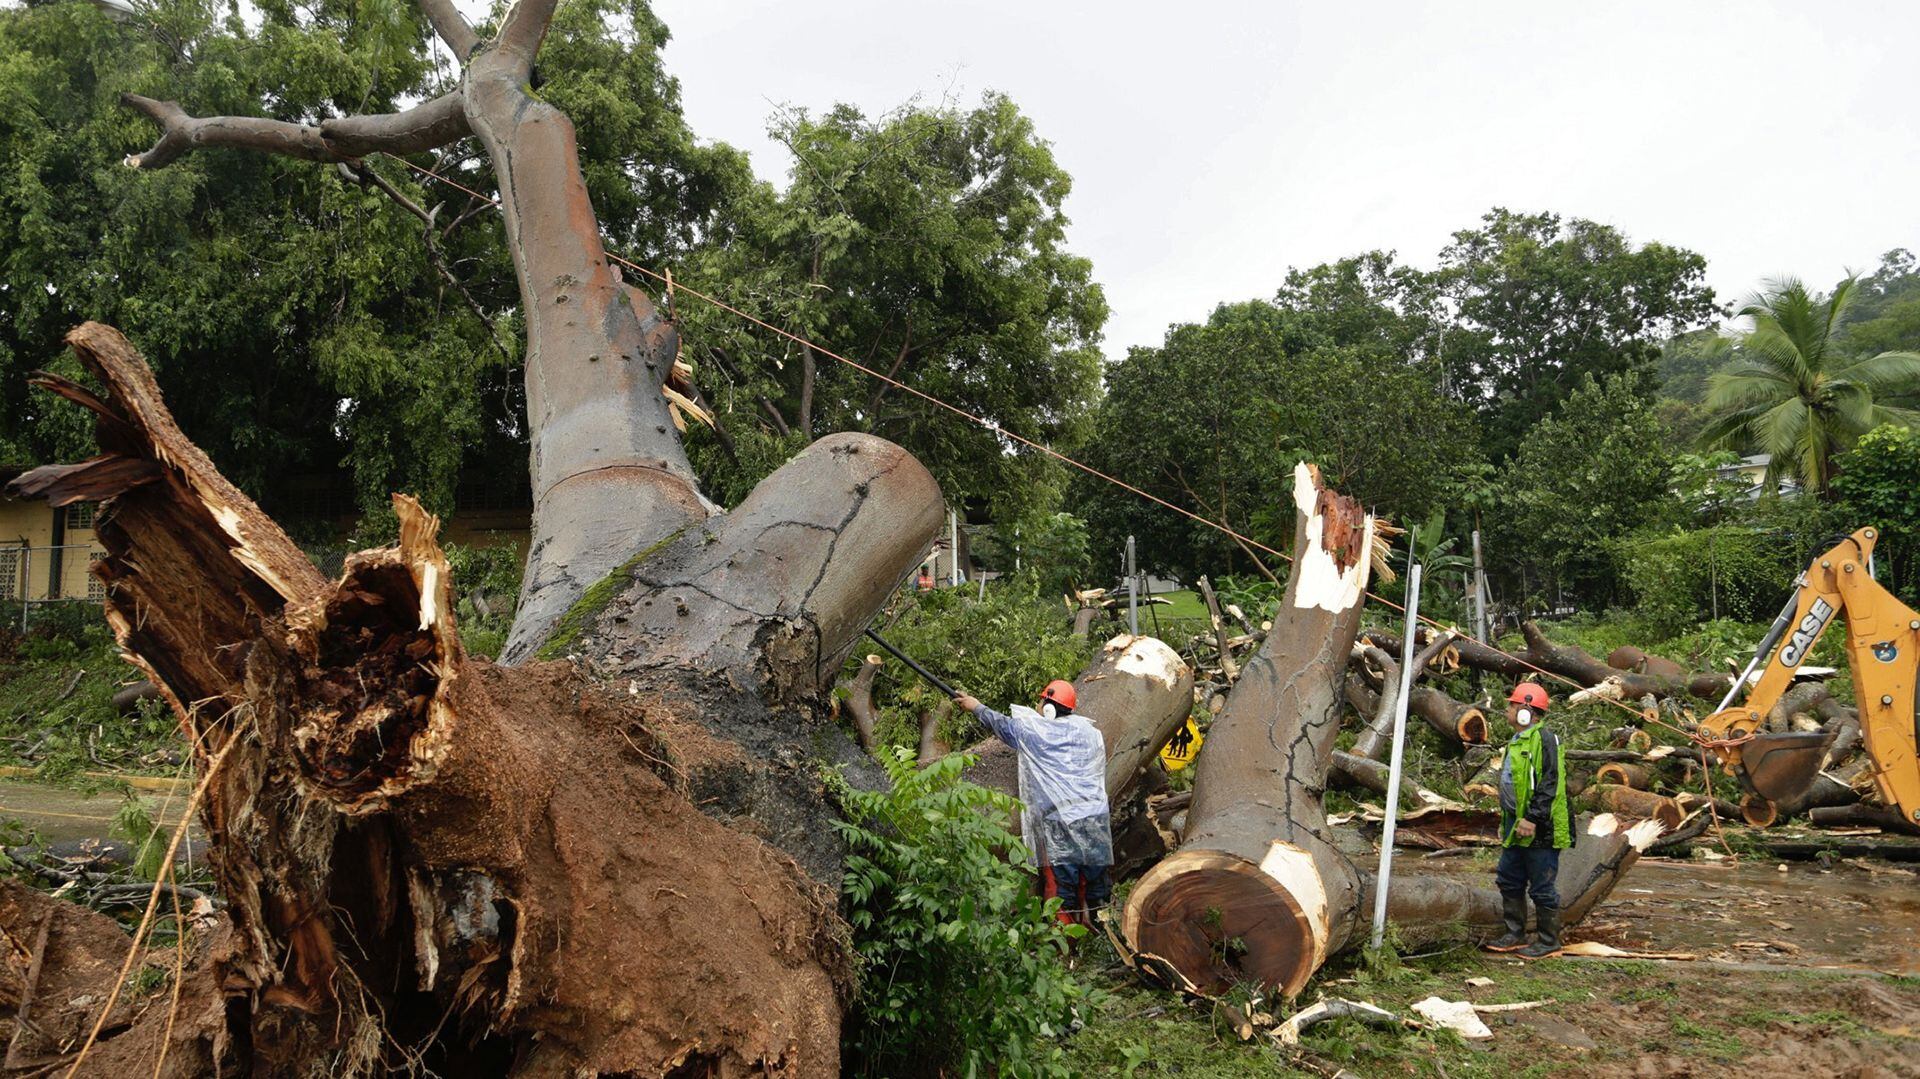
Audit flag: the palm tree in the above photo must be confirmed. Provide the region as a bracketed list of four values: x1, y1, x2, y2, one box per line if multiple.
[1700, 276, 1920, 493]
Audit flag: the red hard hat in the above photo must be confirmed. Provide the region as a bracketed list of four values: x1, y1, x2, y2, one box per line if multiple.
[1508, 682, 1550, 712]
[1041, 680, 1077, 712]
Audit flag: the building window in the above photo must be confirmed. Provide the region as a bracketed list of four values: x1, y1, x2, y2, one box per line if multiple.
[87, 573, 106, 601]
[65, 502, 97, 531]
[0, 549, 18, 600]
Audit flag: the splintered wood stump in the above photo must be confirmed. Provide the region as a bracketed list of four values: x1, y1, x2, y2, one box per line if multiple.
[6, 324, 946, 1075]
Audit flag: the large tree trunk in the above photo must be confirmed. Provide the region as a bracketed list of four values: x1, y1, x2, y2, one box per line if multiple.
[1121, 466, 1657, 998]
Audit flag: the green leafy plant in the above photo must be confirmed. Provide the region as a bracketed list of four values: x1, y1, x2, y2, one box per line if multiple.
[829, 747, 1086, 1078]
[850, 583, 1093, 754]
[112, 795, 166, 881]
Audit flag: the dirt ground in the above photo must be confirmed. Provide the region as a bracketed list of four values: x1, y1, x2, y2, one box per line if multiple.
[1069, 852, 1920, 1078]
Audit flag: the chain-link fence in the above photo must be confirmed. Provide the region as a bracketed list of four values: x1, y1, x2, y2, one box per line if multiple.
[0, 543, 105, 633]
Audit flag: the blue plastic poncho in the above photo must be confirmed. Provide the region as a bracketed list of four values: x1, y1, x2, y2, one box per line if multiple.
[973, 703, 1114, 868]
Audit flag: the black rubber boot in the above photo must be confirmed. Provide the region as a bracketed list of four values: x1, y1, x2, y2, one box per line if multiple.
[1484, 894, 1529, 952]
[1518, 904, 1560, 959]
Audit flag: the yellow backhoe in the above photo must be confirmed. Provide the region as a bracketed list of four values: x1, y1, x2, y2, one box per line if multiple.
[1699, 527, 1920, 826]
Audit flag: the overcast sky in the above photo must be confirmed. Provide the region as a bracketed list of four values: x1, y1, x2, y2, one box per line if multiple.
[648, 0, 1918, 361]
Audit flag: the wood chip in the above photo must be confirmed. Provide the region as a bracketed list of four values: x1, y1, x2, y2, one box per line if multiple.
[1554, 941, 1698, 961]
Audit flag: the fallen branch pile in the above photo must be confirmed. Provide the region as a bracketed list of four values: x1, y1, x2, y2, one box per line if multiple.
[1354, 621, 1902, 837]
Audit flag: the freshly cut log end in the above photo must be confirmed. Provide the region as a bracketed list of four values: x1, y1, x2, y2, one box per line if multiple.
[1123, 846, 1325, 998]
[1456, 708, 1488, 745]
[1595, 762, 1652, 790]
[1740, 793, 1779, 828]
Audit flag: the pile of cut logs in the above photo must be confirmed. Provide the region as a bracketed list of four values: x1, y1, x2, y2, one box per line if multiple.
[1317, 620, 1912, 839]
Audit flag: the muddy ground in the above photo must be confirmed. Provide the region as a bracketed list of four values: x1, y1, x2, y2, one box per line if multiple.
[1070, 850, 1920, 1077]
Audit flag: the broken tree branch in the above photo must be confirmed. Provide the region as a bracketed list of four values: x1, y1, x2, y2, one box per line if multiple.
[120, 92, 470, 170]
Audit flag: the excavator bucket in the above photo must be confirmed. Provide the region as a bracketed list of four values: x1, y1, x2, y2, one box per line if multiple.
[1736, 730, 1838, 804]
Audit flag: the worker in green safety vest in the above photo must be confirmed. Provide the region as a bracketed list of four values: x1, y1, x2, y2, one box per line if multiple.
[1484, 681, 1571, 959]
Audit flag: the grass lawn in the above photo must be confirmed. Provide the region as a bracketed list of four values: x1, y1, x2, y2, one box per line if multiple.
[1146, 589, 1208, 620]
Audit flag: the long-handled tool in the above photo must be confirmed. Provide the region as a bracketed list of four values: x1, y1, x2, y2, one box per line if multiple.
[863, 627, 961, 698]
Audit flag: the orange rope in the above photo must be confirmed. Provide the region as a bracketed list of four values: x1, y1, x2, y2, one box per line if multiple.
[375, 152, 1719, 746]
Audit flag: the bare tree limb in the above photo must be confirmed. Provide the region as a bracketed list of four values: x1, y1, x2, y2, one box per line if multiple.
[495, 0, 559, 67]
[415, 0, 480, 58]
[121, 92, 470, 169]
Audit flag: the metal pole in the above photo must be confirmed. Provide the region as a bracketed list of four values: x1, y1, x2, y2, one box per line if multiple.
[1370, 562, 1423, 951]
[1126, 535, 1139, 636]
[18, 547, 28, 635]
[1471, 528, 1488, 644]
[949, 509, 961, 586]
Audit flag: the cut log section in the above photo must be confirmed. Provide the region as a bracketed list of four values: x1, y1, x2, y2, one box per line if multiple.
[1120, 466, 1656, 998]
[1123, 464, 1376, 996]
[842, 653, 883, 751]
[1594, 762, 1652, 790]
[1580, 784, 1683, 830]
[1407, 686, 1489, 748]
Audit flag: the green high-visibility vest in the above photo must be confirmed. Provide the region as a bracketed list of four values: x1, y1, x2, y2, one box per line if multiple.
[1502, 724, 1571, 849]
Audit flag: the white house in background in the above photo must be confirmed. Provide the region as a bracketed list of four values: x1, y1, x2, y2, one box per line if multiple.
[1714, 453, 1800, 499]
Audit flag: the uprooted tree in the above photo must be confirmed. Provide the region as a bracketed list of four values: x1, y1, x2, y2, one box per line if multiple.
[2, 0, 965, 1071]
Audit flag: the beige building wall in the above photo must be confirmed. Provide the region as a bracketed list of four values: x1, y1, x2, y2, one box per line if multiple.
[0, 498, 105, 601]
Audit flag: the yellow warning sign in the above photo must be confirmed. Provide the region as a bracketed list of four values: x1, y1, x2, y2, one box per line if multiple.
[1158, 718, 1204, 772]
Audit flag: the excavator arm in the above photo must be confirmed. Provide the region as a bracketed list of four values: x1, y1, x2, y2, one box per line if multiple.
[1700, 527, 1920, 826]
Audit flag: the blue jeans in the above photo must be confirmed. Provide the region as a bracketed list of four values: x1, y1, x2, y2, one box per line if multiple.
[1051, 863, 1112, 916]
[1495, 846, 1560, 909]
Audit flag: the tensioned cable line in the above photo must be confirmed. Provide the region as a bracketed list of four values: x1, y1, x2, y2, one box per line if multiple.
[375, 152, 1732, 748]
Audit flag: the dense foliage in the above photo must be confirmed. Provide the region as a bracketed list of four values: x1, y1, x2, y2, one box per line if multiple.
[831, 748, 1084, 1078]
[673, 94, 1107, 515]
[0, 0, 748, 520]
[848, 584, 1094, 754]
[1701, 276, 1920, 492]
[1833, 423, 1920, 604]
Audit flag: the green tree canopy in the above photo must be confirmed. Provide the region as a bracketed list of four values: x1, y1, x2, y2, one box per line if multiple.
[1833, 423, 1920, 604]
[675, 94, 1108, 518]
[0, 0, 751, 523]
[1493, 371, 1674, 608]
[1701, 276, 1920, 493]
[1076, 255, 1481, 581]
[1436, 208, 1720, 460]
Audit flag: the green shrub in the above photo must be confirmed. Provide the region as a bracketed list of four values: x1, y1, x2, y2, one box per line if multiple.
[1610, 525, 1784, 637]
[1834, 424, 1920, 606]
[852, 583, 1094, 753]
[445, 541, 523, 659]
[830, 748, 1085, 1078]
